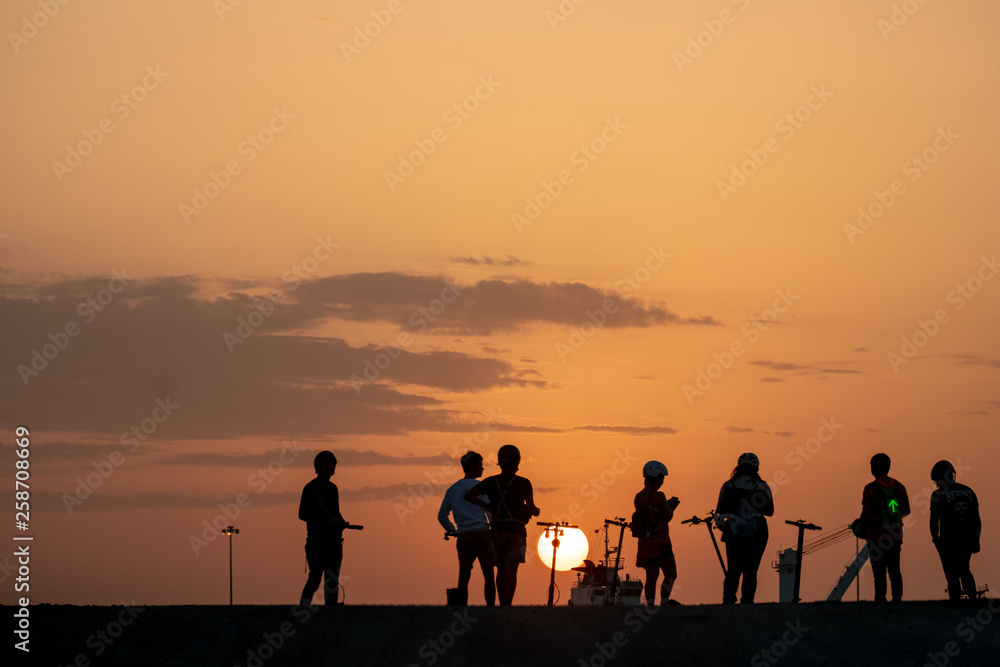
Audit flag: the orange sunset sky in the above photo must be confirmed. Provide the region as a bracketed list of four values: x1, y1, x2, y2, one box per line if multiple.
[1, 0, 998, 608]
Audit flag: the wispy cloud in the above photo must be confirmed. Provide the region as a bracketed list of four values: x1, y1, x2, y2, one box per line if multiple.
[450, 255, 531, 267]
[942, 354, 1000, 369]
[750, 360, 862, 375]
[572, 424, 678, 435]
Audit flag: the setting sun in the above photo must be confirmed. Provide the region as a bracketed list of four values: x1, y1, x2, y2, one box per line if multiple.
[536, 527, 590, 571]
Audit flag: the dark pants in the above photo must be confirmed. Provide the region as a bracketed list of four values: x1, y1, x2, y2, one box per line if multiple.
[868, 536, 902, 602]
[723, 536, 767, 604]
[456, 530, 496, 606]
[300, 539, 343, 605]
[937, 543, 976, 601]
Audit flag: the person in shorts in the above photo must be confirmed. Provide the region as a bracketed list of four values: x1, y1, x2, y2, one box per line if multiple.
[464, 444, 540, 605]
[632, 460, 680, 605]
[438, 451, 496, 605]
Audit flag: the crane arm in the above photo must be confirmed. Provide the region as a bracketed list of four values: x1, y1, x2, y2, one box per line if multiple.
[826, 543, 870, 601]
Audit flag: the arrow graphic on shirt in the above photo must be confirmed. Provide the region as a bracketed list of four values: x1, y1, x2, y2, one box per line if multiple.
[888, 499, 899, 513]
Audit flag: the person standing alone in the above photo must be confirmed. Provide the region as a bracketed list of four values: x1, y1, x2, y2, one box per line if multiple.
[299, 451, 349, 605]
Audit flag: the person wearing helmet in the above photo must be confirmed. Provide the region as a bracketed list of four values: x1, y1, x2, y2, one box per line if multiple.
[438, 451, 496, 606]
[857, 453, 910, 602]
[298, 451, 350, 605]
[464, 444, 540, 605]
[930, 460, 981, 601]
[714, 452, 773, 604]
[632, 460, 679, 605]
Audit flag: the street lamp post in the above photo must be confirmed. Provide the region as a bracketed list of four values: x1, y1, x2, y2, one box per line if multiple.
[222, 526, 240, 605]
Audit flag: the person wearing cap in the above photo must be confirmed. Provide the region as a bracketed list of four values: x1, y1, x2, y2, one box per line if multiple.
[858, 453, 910, 602]
[714, 452, 773, 604]
[438, 451, 496, 606]
[632, 460, 679, 605]
[930, 460, 981, 601]
[298, 450, 350, 605]
[464, 444, 540, 605]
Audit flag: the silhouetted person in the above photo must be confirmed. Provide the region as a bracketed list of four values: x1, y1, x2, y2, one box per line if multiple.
[858, 452, 910, 602]
[632, 460, 679, 605]
[930, 460, 981, 601]
[299, 451, 349, 605]
[439, 451, 496, 606]
[464, 444, 540, 605]
[714, 452, 773, 604]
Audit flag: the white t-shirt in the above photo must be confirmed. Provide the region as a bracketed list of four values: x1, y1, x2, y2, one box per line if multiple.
[438, 478, 491, 533]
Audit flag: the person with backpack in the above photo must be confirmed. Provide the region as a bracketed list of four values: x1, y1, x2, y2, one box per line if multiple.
[930, 460, 981, 601]
[438, 451, 496, 606]
[714, 452, 773, 604]
[298, 450, 350, 605]
[463, 444, 540, 605]
[632, 460, 679, 605]
[858, 452, 910, 602]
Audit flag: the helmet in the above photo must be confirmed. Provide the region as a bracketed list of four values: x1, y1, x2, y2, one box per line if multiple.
[737, 452, 760, 469]
[642, 460, 668, 478]
[930, 460, 955, 481]
[497, 444, 521, 464]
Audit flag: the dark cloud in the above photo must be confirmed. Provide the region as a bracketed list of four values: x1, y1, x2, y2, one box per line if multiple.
[0, 276, 541, 440]
[292, 273, 720, 334]
[770, 431, 795, 438]
[726, 426, 754, 434]
[945, 410, 991, 417]
[154, 447, 458, 468]
[1, 272, 721, 442]
[760, 377, 784, 383]
[31, 481, 455, 512]
[32, 490, 301, 513]
[0, 440, 134, 465]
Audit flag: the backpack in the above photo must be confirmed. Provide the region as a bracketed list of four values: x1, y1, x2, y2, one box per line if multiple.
[630, 500, 649, 538]
[728, 496, 759, 542]
[878, 483, 903, 527]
